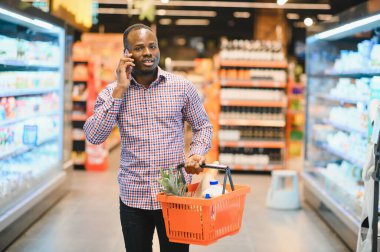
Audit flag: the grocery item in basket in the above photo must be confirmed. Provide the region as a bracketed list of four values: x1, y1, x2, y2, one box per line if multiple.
[202, 180, 228, 198]
[193, 163, 219, 198]
[158, 167, 186, 196]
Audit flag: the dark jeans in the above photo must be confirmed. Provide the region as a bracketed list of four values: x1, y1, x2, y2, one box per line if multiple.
[119, 199, 189, 252]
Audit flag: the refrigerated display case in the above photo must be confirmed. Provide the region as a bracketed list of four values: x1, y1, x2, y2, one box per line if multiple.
[0, 4, 69, 250]
[304, 2, 380, 250]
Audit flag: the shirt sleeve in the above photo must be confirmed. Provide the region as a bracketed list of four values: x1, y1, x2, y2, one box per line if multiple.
[83, 84, 123, 145]
[182, 81, 213, 157]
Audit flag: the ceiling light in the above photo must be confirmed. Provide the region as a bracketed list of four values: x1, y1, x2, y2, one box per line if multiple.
[96, 0, 330, 10]
[159, 10, 216, 17]
[277, 0, 287, 6]
[159, 18, 172, 25]
[175, 19, 210, 26]
[304, 17, 313, 27]
[310, 12, 380, 41]
[155, 1, 330, 9]
[98, 8, 139, 14]
[287, 13, 300, 20]
[161, 0, 169, 3]
[233, 11, 250, 18]
[317, 14, 333, 21]
[97, 8, 217, 17]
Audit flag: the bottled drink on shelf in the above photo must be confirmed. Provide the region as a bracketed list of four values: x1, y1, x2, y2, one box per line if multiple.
[220, 106, 284, 120]
[220, 88, 285, 101]
[218, 146, 282, 166]
[219, 126, 284, 141]
[219, 39, 284, 61]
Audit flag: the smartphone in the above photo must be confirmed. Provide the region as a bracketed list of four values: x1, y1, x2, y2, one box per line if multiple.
[124, 48, 133, 80]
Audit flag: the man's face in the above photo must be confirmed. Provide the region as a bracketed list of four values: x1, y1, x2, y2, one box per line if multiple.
[126, 28, 160, 74]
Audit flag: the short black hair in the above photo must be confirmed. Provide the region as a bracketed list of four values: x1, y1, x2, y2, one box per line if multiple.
[123, 23, 153, 49]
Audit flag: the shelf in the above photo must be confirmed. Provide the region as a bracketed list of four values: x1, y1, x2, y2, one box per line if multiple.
[73, 136, 86, 141]
[325, 70, 380, 78]
[219, 60, 288, 69]
[0, 88, 59, 98]
[71, 114, 87, 121]
[302, 171, 360, 233]
[287, 109, 305, 114]
[73, 78, 88, 82]
[316, 94, 369, 104]
[221, 99, 287, 107]
[289, 139, 304, 142]
[0, 136, 58, 161]
[288, 82, 305, 88]
[219, 140, 285, 148]
[310, 71, 380, 78]
[73, 160, 85, 165]
[317, 144, 365, 167]
[289, 94, 304, 98]
[322, 120, 367, 137]
[219, 119, 286, 127]
[0, 111, 59, 127]
[72, 58, 89, 63]
[0, 60, 59, 71]
[227, 163, 283, 171]
[72, 98, 87, 102]
[221, 79, 286, 88]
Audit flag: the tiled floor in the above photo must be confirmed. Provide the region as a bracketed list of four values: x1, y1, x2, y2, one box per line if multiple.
[6, 147, 350, 252]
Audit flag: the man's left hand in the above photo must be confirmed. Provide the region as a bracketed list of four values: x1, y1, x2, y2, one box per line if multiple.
[185, 155, 205, 174]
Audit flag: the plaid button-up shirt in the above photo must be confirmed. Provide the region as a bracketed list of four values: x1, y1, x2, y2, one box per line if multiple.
[84, 67, 212, 210]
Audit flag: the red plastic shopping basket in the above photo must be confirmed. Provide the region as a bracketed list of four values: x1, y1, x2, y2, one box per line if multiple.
[156, 163, 250, 245]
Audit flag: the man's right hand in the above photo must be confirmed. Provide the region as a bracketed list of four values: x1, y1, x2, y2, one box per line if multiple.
[113, 53, 135, 99]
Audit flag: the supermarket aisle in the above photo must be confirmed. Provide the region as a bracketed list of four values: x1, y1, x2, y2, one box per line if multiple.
[6, 147, 350, 252]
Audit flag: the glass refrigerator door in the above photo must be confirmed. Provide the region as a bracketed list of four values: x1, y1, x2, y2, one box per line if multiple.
[304, 3, 380, 235]
[0, 8, 65, 219]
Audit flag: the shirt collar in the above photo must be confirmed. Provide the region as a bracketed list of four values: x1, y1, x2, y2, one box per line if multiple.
[130, 66, 167, 87]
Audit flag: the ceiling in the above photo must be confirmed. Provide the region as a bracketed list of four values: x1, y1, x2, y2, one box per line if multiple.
[92, 0, 368, 38]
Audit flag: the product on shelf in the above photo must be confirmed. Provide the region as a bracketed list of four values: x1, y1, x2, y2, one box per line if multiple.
[219, 147, 281, 167]
[0, 93, 59, 122]
[220, 88, 285, 101]
[328, 106, 368, 133]
[0, 35, 60, 67]
[220, 68, 287, 82]
[329, 37, 380, 73]
[0, 71, 60, 91]
[72, 83, 88, 100]
[0, 143, 60, 204]
[219, 39, 284, 61]
[220, 106, 284, 120]
[73, 64, 89, 80]
[328, 78, 370, 102]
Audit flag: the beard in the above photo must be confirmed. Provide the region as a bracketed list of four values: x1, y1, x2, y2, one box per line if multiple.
[133, 64, 158, 76]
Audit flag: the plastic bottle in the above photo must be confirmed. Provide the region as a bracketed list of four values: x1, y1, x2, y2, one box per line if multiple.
[202, 180, 227, 198]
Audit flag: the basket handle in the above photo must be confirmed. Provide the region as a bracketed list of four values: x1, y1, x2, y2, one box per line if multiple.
[176, 163, 235, 194]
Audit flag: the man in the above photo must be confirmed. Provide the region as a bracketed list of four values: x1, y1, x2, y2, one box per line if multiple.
[83, 23, 212, 252]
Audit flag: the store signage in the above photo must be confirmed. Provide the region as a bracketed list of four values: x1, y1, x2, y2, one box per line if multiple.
[51, 0, 92, 29]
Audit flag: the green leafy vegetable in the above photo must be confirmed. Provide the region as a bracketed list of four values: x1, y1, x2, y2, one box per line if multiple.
[158, 167, 186, 196]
